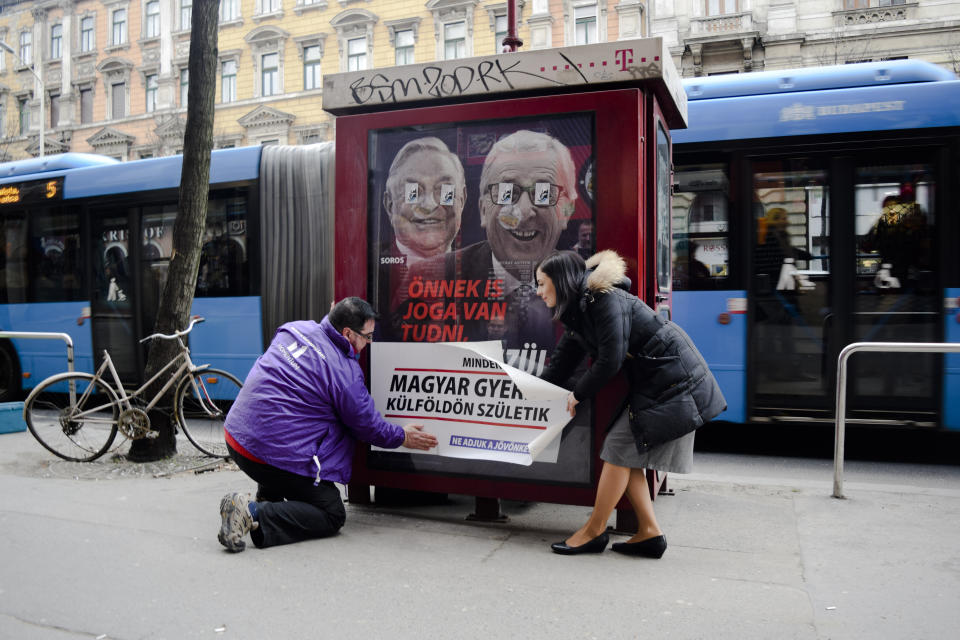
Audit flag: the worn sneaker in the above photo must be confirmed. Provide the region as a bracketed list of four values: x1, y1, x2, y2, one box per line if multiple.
[218, 492, 254, 552]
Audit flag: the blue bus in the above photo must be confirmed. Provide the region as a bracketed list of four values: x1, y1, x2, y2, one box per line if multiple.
[0, 144, 335, 401]
[669, 59, 960, 432]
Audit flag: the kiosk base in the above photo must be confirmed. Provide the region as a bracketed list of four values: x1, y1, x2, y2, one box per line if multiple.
[466, 497, 509, 523]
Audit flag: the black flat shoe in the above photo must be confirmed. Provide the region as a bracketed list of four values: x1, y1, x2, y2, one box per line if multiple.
[611, 535, 667, 558]
[551, 532, 609, 555]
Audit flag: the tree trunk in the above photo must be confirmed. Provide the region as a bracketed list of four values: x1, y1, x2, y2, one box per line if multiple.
[128, 1, 220, 462]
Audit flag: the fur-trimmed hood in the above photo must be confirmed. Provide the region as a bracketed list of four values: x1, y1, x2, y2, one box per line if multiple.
[584, 250, 629, 293]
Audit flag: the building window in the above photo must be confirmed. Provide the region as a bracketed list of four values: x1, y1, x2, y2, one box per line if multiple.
[260, 0, 282, 13]
[181, 0, 193, 29]
[80, 88, 93, 123]
[220, 0, 240, 21]
[495, 15, 507, 52]
[50, 24, 62, 60]
[80, 16, 95, 52]
[303, 45, 321, 90]
[444, 21, 466, 60]
[395, 29, 414, 65]
[705, 0, 739, 15]
[261, 52, 279, 96]
[146, 1, 160, 37]
[19, 31, 32, 65]
[145, 74, 158, 112]
[18, 97, 29, 135]
[574, 5, 597, 45]
[347, 37, 366, 71]
[49, 94, 60, 128]
[112, 82, 126, 119]
[112, 8, 127, 45]
[180, 68, 189, 106]
[222, 59, 237, 102]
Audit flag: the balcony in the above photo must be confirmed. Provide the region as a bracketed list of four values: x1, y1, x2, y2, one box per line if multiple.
[689, 11, 755, 38]
[834, 2, 917, 27]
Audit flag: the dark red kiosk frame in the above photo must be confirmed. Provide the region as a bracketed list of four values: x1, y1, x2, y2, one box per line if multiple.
[334, 88, 673, 512]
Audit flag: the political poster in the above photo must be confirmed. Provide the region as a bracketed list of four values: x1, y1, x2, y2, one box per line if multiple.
[370, 341, 572, 465]
[368, 112, 595, 377]
[366, 113, 597, 485]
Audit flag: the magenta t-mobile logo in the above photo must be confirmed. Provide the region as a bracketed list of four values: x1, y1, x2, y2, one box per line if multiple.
[615, 49, 634, 71]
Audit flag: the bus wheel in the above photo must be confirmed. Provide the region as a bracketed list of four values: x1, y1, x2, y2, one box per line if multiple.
[0, 342, 21, 402]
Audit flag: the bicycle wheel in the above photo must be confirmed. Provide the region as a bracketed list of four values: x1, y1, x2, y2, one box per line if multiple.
[24, 373, 120, 462]
[175, 368, 242, 457]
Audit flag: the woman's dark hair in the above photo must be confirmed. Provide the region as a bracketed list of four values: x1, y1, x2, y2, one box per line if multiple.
[329, 297, 378, 333]
[535, 250, 586, 320]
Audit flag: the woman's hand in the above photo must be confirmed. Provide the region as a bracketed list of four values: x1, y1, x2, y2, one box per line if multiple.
[566, 392, 579, 417]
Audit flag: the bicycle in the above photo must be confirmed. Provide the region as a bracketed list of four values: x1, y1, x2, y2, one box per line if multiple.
[23, 316, 242, 461]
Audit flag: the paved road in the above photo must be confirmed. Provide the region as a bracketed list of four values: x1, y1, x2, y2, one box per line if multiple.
[1, 429, 958, 639]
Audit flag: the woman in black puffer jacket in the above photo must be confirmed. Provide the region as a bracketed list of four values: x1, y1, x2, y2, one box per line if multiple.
[537, 250, 725, 557]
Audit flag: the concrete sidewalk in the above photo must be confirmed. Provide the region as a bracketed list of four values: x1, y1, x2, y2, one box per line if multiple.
[1, 429, 958, 640]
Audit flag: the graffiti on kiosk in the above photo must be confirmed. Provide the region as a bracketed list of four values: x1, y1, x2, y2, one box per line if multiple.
[347, 48, 657, 106]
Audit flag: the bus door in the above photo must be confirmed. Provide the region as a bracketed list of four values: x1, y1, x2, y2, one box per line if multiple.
[89, 206, 176, 384]
[750, 152, 940, 423]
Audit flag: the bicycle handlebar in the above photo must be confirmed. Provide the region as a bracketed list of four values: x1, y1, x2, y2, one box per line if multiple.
[139, 316, 205, 343]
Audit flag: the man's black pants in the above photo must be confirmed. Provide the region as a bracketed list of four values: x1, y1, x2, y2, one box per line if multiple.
[227, 444, 346, 548]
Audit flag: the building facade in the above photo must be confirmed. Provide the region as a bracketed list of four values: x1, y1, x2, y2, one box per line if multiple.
[0, 0, 649, 160]
[0, 1, 958, 161]
[651, 0, 960, 76]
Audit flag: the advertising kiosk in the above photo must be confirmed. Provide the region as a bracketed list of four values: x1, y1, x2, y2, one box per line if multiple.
[322, 38, 688, 520]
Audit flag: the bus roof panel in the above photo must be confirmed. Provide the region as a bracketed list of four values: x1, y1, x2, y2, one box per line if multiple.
[683, 60, 955, 102]
[0, 153, 119, 179]
[674, 80, 960, 144]
[64, 146, 262, 198]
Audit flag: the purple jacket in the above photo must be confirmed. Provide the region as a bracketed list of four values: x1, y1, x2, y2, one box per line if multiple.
[224, 317, 405, 483]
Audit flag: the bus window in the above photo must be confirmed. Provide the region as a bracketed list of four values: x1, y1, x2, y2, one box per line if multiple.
[672, 163, 730, 290]
[141, 205, 177, 331]
[0, 216, 28, 304]
[198, 196, 249, 297]
[96, 221, 132, 308]
[29, 210, 82, 303]
[855, 165, 935, 291]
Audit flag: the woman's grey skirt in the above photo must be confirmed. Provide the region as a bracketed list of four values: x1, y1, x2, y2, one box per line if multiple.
[599, 406, 695, 473]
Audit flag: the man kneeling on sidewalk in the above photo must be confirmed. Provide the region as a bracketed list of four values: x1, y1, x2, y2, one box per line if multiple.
[218, 297, 438, 552]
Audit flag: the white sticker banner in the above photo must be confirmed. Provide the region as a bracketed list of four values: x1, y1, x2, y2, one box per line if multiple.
[370, 341, 571, 465]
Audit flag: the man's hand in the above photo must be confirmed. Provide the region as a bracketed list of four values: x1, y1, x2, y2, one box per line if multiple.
[401, 424, 438, 451]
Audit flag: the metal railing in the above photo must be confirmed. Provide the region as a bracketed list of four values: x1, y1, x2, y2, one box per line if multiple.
[0, 331, 75, 375]
[834, 341, 960, 498]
